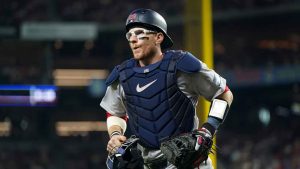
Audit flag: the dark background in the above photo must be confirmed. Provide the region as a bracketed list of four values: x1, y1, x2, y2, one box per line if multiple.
[0, 0, 300, 168]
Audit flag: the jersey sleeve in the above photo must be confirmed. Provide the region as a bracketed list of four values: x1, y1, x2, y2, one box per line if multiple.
[177, 61, 226, 101]
[100, 82, 126, 117]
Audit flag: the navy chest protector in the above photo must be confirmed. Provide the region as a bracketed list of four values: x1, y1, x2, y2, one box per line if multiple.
[107, 50, 202, 148]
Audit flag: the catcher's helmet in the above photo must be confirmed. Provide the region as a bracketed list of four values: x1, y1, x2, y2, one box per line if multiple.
[126, 8, 173, 49]
[106, 136, 143, 169]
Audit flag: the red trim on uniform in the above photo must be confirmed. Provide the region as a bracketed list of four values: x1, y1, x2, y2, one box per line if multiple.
[224, 85, 230, 93]
[106, 112, 128, 122]
[106, 112, 112, 118]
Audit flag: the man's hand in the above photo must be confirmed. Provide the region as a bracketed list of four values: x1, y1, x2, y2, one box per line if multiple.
[107, 135, 127, 154]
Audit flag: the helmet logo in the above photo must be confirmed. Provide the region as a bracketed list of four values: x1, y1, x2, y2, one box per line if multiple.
[128, 13, 137, 23]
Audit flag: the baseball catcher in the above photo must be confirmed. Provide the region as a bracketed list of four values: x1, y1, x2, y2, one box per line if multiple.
[101, 8, 233, 169]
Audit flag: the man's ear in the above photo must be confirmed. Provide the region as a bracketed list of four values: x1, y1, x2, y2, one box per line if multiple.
[156, 32, 164, 45]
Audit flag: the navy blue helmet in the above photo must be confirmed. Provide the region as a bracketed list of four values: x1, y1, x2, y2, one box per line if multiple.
[126, 8, 173, 49]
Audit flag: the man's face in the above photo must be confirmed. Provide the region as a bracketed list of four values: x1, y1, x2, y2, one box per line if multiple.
[126, 27, 159, 61]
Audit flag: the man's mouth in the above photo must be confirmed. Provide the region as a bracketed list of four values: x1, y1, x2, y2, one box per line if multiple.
[133, 46, 140, 50]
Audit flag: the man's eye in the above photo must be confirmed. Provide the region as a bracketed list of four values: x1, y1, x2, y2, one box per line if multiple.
[134, 30, 145, 35]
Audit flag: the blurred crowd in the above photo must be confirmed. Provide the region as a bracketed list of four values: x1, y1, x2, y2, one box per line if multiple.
[1, 0, 300, 84]
[213, 33, 300, 72]
[0, 122, 299, 169]
[1, 31, 300, 84]
[213, 0, 300, 11]
[1, 0, 300, 25]
[218, 125, 300, 169]
[0, 141, 108, 169]
[0, 0, 185, 25]
[1, 0, 300, 169]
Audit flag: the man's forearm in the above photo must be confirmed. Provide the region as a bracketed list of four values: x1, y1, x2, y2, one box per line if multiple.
[216, 89, 233, 106]
[108, 125, 124, 138]
[106, 114, 127, 137]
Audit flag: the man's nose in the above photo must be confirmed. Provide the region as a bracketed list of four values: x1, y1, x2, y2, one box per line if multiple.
[128, 34, 138, 43]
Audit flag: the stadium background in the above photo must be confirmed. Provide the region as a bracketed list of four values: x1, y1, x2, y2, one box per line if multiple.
[0, 0, 300, 168]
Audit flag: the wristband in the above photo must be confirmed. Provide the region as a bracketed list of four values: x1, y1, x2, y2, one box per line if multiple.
[107, 116, 127, 133]
[110, 131, 122, 138]
[202, 122, 216, 136]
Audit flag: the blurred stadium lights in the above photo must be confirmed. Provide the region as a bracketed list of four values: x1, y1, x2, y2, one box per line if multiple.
[0, 26, 17, 38]
[258, 107, 271, 127]
[88, 79, 106, 97]
[53, 69, 108, 87]
[54, 40, 63, 50]
[0, 85, 57, 106]
[291, 102, 300, 115]
[30, 88, 56, 104]
[275, 106, 290, 117]
[213, 2, 300, 21]
[55, 121, 107, 136]
[0, 121, 11, 137]
[84, 40, 95, 50]
[21, 22, 98, 40]
[258, 39, 298, 50]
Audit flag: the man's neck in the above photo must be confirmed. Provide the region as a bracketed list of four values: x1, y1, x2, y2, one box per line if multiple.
[139, 52, 163, 67]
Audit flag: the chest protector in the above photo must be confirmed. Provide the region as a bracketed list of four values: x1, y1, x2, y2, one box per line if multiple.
[117, 51, 197, 148]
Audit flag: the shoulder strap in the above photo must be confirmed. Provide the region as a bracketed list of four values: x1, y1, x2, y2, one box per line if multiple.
[177, 51, 202, 73]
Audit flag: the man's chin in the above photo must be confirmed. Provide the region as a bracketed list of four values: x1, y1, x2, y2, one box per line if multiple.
[133, 54, 142, 60]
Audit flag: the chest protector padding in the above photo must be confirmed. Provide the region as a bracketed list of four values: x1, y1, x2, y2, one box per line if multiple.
[118, 51, 195, 148]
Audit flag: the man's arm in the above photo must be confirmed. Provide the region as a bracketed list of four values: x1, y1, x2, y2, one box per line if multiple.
[202, 86, 233, 135]
[106, 113, 127, 153]
[100, 82, 128, 153]
[106, 112, 128, 136]
[216, 86, 233, 107]
[108, 125, 124, 137]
